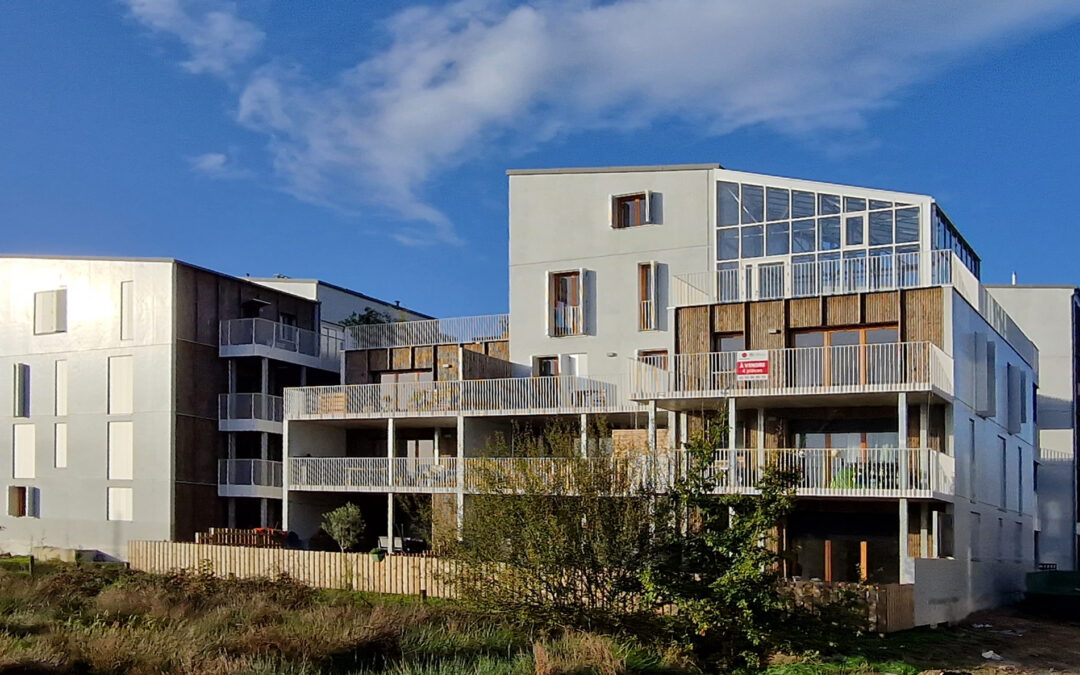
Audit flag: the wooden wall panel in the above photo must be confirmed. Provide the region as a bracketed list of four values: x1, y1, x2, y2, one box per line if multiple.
[749, 301, 785, 350]
[463, 343, 484, 354]
[902, 287, 944, 348]
[677, 306, 710, 354]
[344, 351, 372, 385]
[391, 347, 412, 370]
[414, 346, 434, 369]
[369, 349, 389, 372]
[712, 303, 745, 333]
[436, 345, 459, 381]
[864, 292, 900, 325]
[825, 295, 861, 326]
[461, 349, 513, 380]
[788, 298, 822, 328]
[486, 341, 510, 362]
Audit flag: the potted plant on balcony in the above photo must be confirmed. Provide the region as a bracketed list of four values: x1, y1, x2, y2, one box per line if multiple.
[322, 503, 365, 553]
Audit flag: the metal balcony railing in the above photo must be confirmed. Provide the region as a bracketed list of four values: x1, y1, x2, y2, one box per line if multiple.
[639, 299, 657, 330]
[345, 314, 509, 350]
[630, 341, 953, 399]
[218, 459, 283, 489]
[552, 304, 584, 337]
[285, 375, 641, 420]
[219, 318, 342, 369]
[218, 393, 283, 424]
[289, 457, 459, 492]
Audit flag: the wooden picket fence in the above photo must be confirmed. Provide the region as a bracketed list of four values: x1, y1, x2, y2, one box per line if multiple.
[128, 541, 458, 598]
[195, 528, 286, 549]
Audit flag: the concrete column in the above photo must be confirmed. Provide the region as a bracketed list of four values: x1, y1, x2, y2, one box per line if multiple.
[456, 416, 465, 538]
[260, 432, 268, 460]
[919, 403, 929, 449]
[300, 365, 307, 387]
[727, 398, 737, 449]
[281, 421, 290, 532]
[227, 359, 237, 394]
[756, 408, 766, 474]
[386, 494, 395, 552]
[899, 498, 914, 583]
[679, 412, 688, 448]
[647, 401, 658, 454]
[227, 499, 236, 528]
[433, 427, 441, 466]
[920, 502, 930, 559]
[580, 413, 588, 458]
[227, 433, 236, 460]
[260, 499, 269, 528]
[667, 411, 677, 450]
[261, 357, 270, 394]
[898, 393, 909, 490]
[387, 418, 396, 551]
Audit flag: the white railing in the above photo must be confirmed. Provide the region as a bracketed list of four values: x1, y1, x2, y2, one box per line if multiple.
[285, 375, 640, 419]
[286, 449, 953, 498]
[672, 250, 953, 307]
[639, 300, 657, 330]
[218, 393, 283, 423]
[552, 304, 584, 337]
[289, 457, 458, 491]
[345, 314, 508, 350]
[220, 318, 342, 365]
[218, 459, 283, 488]
[630, 341, 953, 399]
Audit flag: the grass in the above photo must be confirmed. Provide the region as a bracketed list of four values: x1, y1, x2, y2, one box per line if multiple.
[0, 563, 694, 674]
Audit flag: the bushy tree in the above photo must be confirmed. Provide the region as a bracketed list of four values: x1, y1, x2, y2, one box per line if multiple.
[322, 503, 366, 552]
[340, 308, 394, 326]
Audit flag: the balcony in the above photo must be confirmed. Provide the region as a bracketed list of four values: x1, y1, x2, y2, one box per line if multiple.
[286, 448, 954, 500]
[552, 305, 584, 337]
[345, 314, 509, 351]
[219, 318, 342, 371]
[218, 459, 283, 499]
[285, 375, 642, 420]
[218, 393, 283, 434]
[630, 341, 953, 404]
[289, 457, 458, 493]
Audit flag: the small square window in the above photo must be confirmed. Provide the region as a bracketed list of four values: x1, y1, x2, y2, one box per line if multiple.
[34, 289, 67, 335]
[612, 193, 651, 228]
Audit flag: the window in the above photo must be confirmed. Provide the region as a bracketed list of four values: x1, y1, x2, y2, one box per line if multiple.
[54, 360, 67, 416]
[13, 424, 35, 479]
[612, 192, 654, 228]
[14, 363, 30, 417]
[1006, 364, 1023, 433]
[535, 357, 559, 377]
[34, 289, 67, 335]
[970, 511, 981, 560]
[969, 419, 977, 500]
[549, 271, 584, 337]
[712, 333, 745, 352]
[740, 184, 764, 223]
[120, 281, 134, 340]
[974, 336, 997, 418]
[1017, 447, 1024, 513]
[638, 262, 659, 330]
[107, 487, 133, 522]
[638, 349, 668, 369]
[108, 355, 134, 415]
[7, 486, 36, 518]
[1014, 522, 1022, 561]
[999, 437, 1007, 508]
[55, 423, 68, 469]
[108, 421, 134, 480]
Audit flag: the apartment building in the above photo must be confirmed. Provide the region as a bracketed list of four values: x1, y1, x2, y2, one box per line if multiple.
[282, 164, 1063, 625]
[0, 256, 422, 559]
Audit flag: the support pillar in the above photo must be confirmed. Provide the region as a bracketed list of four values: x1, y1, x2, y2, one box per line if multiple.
[580, 413, 588, 458]
[456, 416, 465, 539]
[647, 401, 658, 454]
[727, 398, 737, 487]
[299, 365, 307, 387]
[433, 427, 441, 465]
[667, 411, 677, 450]
[228, 499, 236, 528]
[261, 357, 269, 394]
[227, 359, 237, 394]
[260, 499, 269, 528]
[920, 502, 930, 559]
[679, 412, 688, 449]
[898, 393, 910, 490]
[387, 417, 395, 551]
[899, 498, 914, 583]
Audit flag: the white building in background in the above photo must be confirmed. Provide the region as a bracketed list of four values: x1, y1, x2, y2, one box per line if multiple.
[280, 163, 1076, 627]
[0, 255, 424, 560]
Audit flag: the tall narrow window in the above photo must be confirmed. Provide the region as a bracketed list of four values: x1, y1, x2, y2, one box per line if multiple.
[999, 437, 1007, 508]
[612, 193, 653, 228]
[54, 360, 68, 416]
[34, 289, 67, 334]
[13, 424, 35, 479]
[7, 486, 28, 518]
[55, 423, 68, 469]
[108, 355, 134, 415]
[1017, 447, 1024, 513]
[107, 487, 133, 521]
[14, 363, 30, 417]
[108, 421, 134, 480]
[549, 271, 583, 337]
[638, 262, 659, 330]
[120, 281, 134, 340]
[968, 419, 976, 500]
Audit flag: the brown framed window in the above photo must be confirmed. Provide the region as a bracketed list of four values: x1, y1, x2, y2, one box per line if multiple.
[535, 356, 559, 377]
[712, 333, 745, 352]
[612, 193, 651, 228]
[549, 271, 583, 337]
[638, 262, 658, 330]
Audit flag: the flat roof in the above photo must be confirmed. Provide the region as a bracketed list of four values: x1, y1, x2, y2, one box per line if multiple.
[248, 277, 432, 319]
[985, 284, 1080, 291]
[507, 163, 722, 176]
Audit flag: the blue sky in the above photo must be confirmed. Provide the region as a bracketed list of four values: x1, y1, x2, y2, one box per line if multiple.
[2, 2, 1079, 317]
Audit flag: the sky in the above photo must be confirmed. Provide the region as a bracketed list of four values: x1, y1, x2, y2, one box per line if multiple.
[1, 1, 1079, 317]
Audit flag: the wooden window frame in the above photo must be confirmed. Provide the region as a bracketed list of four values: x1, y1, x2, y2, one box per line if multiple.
[611, 192, 652, 229]
[547, 270, 585, 337]
[637, 349, 668, 370]
[638, 262, 659, 331]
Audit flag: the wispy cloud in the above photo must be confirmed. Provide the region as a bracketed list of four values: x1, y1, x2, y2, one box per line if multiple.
[187, 151, 250, 179]
[124, 0, 1080, 245]
[122, 0, 263, 76]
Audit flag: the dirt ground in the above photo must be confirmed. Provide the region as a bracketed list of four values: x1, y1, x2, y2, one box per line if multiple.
[889, 606, 1080, 674]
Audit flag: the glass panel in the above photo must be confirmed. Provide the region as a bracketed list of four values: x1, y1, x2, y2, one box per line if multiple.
[715, 334, 745, 352]
[842, 250, 867, 292]
[741, 225, 763, 257]
[869, 199, 892, 210]
[741, 184, 764, 223]
[766, 187, 790, 221]
[792, 190, 816, 218]
[865, 431, 899, 448]
[766, 222, 789, 256]
[717, 182, 740, 226]
[868, 247, 894, 290]
[869, 210, 893, 246]
[830, 330, 861, 386]
[895, 207, 919, 243]
[795, 432, 827, 450]
[818, 216, 841, 250]
[794, 332, 825, 347]
[865, 328, 898, 344]
[717, 228, 739, 260]
[844, 196, 866, 212]
[845, 215, 864, 246]
[792, 332, 825, 387]
[819, 193, 841, 215]
[896, 244, 920, 287]
[791, 219, 815, 253]
[758, 263, 785, 299]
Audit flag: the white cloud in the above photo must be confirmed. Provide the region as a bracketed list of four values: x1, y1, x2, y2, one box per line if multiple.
[187, 151, 250, 178]
[123, 0, 263, 75]
[127, 0, 1080, 244]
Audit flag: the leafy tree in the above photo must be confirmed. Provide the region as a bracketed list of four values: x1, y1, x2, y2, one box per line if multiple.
[340, 307, 395, 327]
[322, 503, 367, 552]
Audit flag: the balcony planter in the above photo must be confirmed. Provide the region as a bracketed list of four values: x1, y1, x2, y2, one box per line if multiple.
[369, 548, 387, 562]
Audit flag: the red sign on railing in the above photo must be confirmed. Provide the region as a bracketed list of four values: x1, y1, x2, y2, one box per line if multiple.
[736, 350, 769, 381]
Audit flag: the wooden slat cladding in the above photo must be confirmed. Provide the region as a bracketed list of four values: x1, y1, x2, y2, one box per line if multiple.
[825, 295, 861, 327]
[436, 345, 459, 380]
[788, 298, 822, 328]
[677, 306, 710, 354]
[902, 287, 944, 348]
[486, 341, 510, 362]
[865, 292, 900, 325]
[391, 347, 412, 370]
[712, 304, 744, 333]
[463, 343, 484, 354]
[344, 351, 371, 384]
[414, 346, 434, 370]
[749, 301, 785, 349]
[369, 349, 389, 372]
